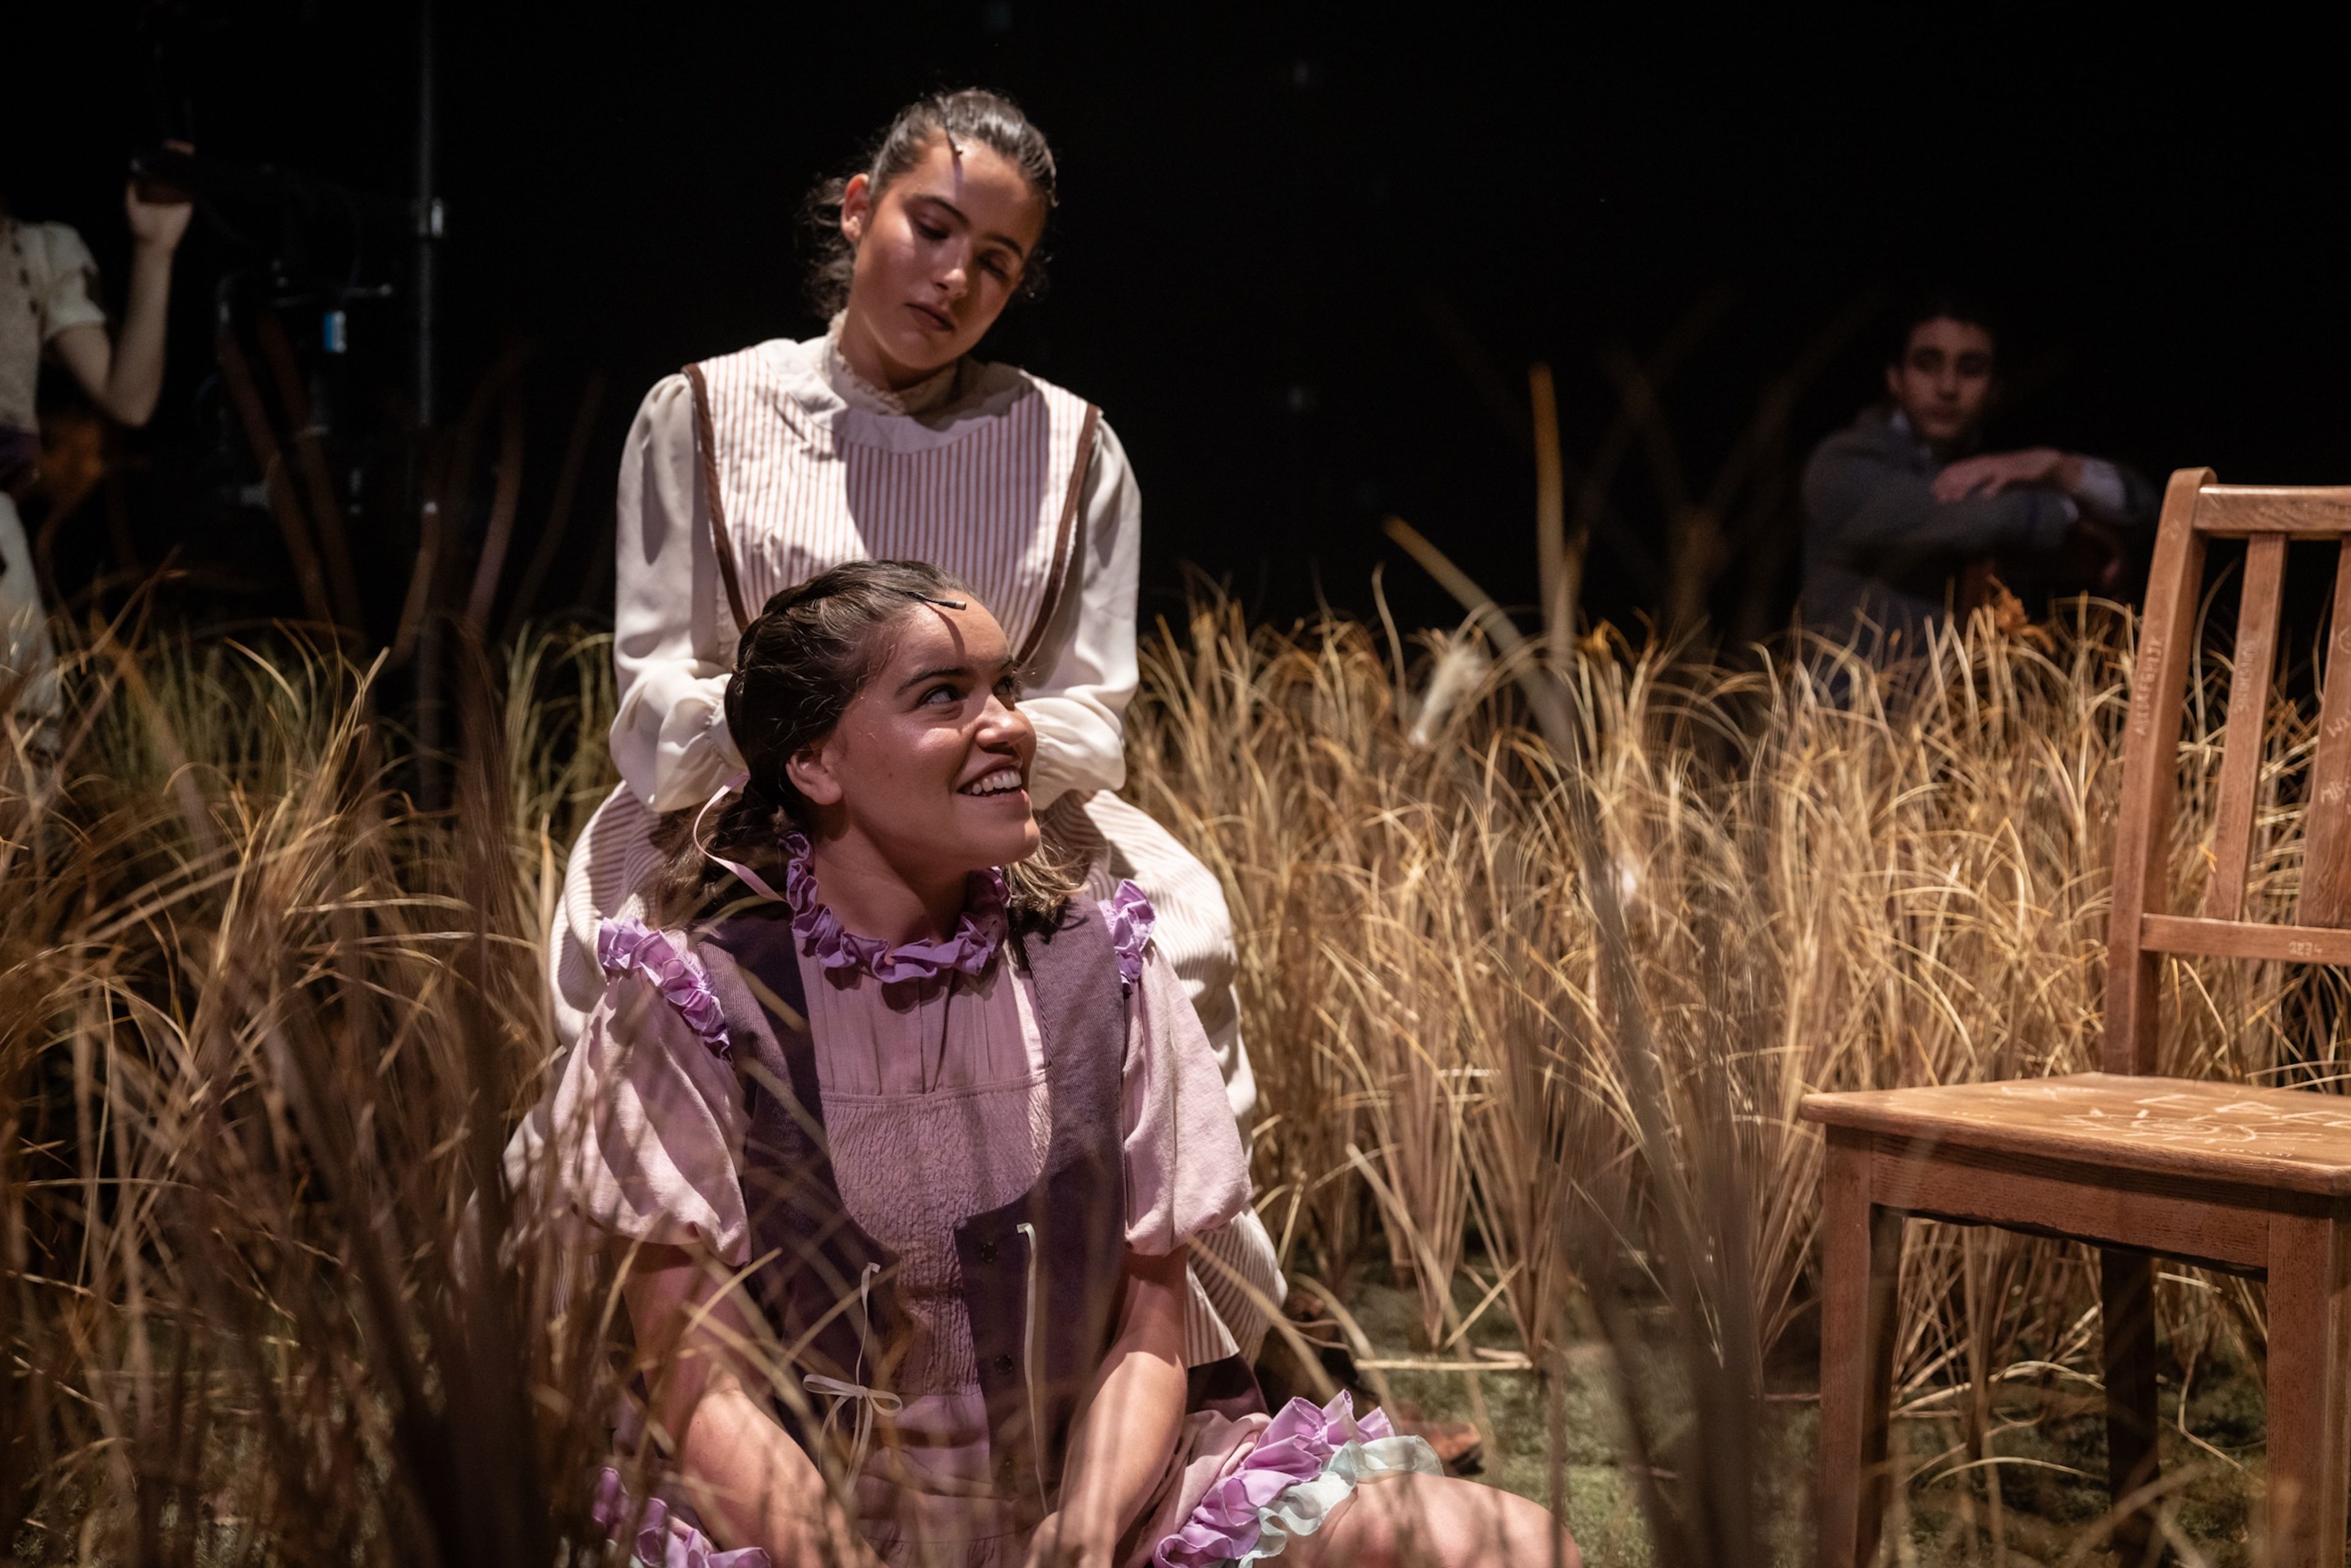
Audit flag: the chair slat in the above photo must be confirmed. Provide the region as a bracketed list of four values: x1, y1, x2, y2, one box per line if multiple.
[2299, 542, 2351, 928]
[2201, 535, 2287, 921]
[2105, 470, 2214, 1075]
[2197, 486, 2351, 535]
[2141, 912, 2351, 966]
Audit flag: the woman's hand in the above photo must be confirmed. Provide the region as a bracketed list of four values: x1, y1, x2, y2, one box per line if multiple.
[1020, 1509, 1113, 1568]
[126, 141, 197, 255]
[620, 1245, 882, 1568]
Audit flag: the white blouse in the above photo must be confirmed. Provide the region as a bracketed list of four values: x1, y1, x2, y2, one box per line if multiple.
[609, 332, 1145, 814]
[1, 219, 108, 437]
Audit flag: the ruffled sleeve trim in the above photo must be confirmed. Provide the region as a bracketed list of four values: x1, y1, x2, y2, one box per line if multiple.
[1108, 880, 1157, 992]
[1154, 1392, 1443, 1568]
[598, 917, 731, 1059]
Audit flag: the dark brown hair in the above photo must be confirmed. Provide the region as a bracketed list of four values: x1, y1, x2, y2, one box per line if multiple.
[801, 88, 1059, 320]
[1886, 288, 2004, 368]
[647, 560, 1083, 929]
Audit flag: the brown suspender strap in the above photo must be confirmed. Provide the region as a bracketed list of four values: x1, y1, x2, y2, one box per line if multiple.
[683, 361, 753, 634]
[1014, 402, 1101, 672]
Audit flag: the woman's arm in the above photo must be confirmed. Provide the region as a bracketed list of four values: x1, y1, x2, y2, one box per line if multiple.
[1026, 1244, 1191, 1568]
[1021, 419, 1142, 807]
[50, 176, 192, 428]
[622, 1246, 879, 1568]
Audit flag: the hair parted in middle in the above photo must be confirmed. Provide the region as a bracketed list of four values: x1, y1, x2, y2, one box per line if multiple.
[646, 558, 1085, 929]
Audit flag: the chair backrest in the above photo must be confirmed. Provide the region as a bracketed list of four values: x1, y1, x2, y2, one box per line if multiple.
[2105, 470, 2351, 1073]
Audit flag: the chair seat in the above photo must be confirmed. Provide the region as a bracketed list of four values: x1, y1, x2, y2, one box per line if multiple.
[1801, 1071, 2351, 1197]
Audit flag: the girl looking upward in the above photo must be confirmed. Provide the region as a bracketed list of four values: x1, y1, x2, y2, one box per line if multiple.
[511, 561, 1577, 1568]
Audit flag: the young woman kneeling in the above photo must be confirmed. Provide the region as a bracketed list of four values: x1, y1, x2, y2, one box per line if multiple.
[512, 560, 1578, 1568]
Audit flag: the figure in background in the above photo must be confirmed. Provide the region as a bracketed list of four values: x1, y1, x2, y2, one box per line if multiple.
[550, 90, 1283, 1364]
[0, 159, 190, 757]
[509, 561, 1575, 1568]
[1799, 293, 2155, 649]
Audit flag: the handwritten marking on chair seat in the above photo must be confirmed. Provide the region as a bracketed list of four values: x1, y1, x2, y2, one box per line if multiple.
[1813, 1075, 2351, 1171]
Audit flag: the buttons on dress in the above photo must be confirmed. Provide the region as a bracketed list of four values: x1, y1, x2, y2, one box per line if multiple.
[978, 1240, 999, 1264]
[992, 1353, 1015, 1375]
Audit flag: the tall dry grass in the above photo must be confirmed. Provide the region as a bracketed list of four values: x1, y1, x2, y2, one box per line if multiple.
[2, 620, 620, 1565]
[1127, 587, 2315, 1558]
[3, 577, 2317, 1564]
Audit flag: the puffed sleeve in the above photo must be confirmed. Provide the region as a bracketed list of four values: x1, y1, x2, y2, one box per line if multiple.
[1122, 941, 1253, 1255]
[610, 373, 746, 812]
[35, 224, 108, 340]
[503, 960, 753, 1266]
[1021, 418, 1141, 807]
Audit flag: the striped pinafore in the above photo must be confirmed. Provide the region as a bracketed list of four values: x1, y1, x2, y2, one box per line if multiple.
[685, 340, 1100, 661]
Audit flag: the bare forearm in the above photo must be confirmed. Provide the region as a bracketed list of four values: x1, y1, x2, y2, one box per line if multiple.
[675, 1382, 877, 1568]
[1036, 1248, 1193, 1565]
[105, 244, 176, 426]
[621, 1253, 876, 1568]
[1059, 1337, 1188, 1552]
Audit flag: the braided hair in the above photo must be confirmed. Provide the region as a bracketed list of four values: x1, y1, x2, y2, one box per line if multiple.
[645, 560, 1084, 929]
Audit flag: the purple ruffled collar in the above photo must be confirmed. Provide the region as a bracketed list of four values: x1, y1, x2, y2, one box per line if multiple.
[781, 831, 1008, 985]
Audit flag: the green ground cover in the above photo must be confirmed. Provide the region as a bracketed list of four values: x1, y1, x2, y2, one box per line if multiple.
[1333, 1261, 2270, 1566]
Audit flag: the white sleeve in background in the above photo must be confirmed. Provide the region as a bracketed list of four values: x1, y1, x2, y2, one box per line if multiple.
[610, 374, 744, 812]
[2074, 457, 2129, 522]
[35, 224, 108, 340]
[1022, 417, 1142, 808]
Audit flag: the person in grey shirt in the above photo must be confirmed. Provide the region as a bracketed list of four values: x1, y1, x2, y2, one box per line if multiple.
[1800, 294, 2153, 649]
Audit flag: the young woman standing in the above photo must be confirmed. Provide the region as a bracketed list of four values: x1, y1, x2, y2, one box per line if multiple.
[552, 90, 1280, 1362]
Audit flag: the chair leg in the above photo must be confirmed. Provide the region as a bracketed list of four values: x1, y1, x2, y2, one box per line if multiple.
[1818, 1129, 1902, 1568]
[2100, 1248, 2161, 1565]
[2263, 1213, 2351, 1568]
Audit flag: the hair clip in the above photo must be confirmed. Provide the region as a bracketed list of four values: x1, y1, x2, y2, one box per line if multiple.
[896, 588, 968, 611]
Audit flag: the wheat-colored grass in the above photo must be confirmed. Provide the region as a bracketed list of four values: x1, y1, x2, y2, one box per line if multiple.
[1128, 591, 2310, 1562]
[2, 588, 2313, 1564]
[3, 625, 626, 1565]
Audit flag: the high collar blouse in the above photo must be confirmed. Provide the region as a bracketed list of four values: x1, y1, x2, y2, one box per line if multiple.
[606, 328, 1143, 819]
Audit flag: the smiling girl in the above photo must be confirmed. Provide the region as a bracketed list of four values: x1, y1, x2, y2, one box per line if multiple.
[512, 561, 1575, 1568]
[553, 88, 1281, 1366]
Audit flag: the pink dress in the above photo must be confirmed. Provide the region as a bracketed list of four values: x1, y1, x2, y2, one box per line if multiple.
[507, 879, 1433, 1568]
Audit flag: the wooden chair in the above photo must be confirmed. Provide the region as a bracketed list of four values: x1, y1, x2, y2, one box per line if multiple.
[1805, 470, 2351, 1567]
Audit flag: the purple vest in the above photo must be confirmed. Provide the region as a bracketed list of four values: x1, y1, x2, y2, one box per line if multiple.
[696, 898, 1131, 1515]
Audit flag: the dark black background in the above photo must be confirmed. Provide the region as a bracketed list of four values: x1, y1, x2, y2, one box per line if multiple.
[13, 4, 2350, 640]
